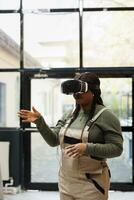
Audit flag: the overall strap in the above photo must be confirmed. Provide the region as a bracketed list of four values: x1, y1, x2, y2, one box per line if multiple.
[81, 107, 108, 142]
[90, 107, 108, 123]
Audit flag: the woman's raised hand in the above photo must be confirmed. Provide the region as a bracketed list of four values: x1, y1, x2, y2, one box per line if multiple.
[17, 106, 41, 123]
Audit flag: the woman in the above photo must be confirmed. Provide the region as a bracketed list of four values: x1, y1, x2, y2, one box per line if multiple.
[18, 72, 123, 200]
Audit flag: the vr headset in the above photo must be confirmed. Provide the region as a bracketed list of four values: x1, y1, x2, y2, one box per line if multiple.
[61, 80, 88, 95]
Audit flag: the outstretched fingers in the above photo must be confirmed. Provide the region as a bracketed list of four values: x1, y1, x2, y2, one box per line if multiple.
[17, 110, 30, 119]
[17, 107, 40, 123]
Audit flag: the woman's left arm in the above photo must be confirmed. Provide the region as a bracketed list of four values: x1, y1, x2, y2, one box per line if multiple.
[86, 110, 123, 159]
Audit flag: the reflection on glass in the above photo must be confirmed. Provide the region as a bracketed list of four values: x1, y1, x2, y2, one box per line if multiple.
[31, 79, 74, 127]
[0, 73, 20, 127]
[0, 14, 20, 68]
[23, 0, 79, 9]
[107, 132, 132, 183]
[24, 13, 79, 68]
[0, 0, 20, 10]
[84, 0, 134, 7]
[83, 12, 134, 67]
[31, 132, 59, 182]
[100, 78, 132, 126]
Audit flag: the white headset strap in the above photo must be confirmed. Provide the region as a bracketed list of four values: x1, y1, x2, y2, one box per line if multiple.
[90, 107, 108, 123]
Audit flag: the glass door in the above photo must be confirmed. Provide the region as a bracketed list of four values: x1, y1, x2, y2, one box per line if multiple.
[23, 74, 133, 190]
[31, 78, 74, 183]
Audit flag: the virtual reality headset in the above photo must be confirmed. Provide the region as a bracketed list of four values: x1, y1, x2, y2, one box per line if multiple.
[61, 80, 88, 95]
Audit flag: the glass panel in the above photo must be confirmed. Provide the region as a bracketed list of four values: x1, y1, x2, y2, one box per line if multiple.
[31, 78, 132, 127]
[23, 0, 79, 9]
[0, 0, 20, 9]
[0, 14, 20, 68]
[31, 79, 132, 183]
[101, 78, 132, 126]
[83, 12, 134, 67]
[107, 132, 132, 183]
[0, 73, 20, 127]
[31, 132, 59, 182]
[84, 0, 134, 8]
[31, 79, 74, 127]
[24, 13, 79, 68]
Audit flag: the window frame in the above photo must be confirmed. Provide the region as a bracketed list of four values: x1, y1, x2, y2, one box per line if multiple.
[0, 1, 134, 191]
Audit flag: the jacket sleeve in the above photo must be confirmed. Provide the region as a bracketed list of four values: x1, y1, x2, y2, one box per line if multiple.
[34, 110, 72, 147]
[86, 110, 123, 159]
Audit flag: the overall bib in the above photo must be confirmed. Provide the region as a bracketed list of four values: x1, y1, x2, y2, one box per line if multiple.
[58, 108, 110, 200]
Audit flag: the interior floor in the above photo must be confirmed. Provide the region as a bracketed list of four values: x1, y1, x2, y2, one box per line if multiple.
[3, 190, 134, 200]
